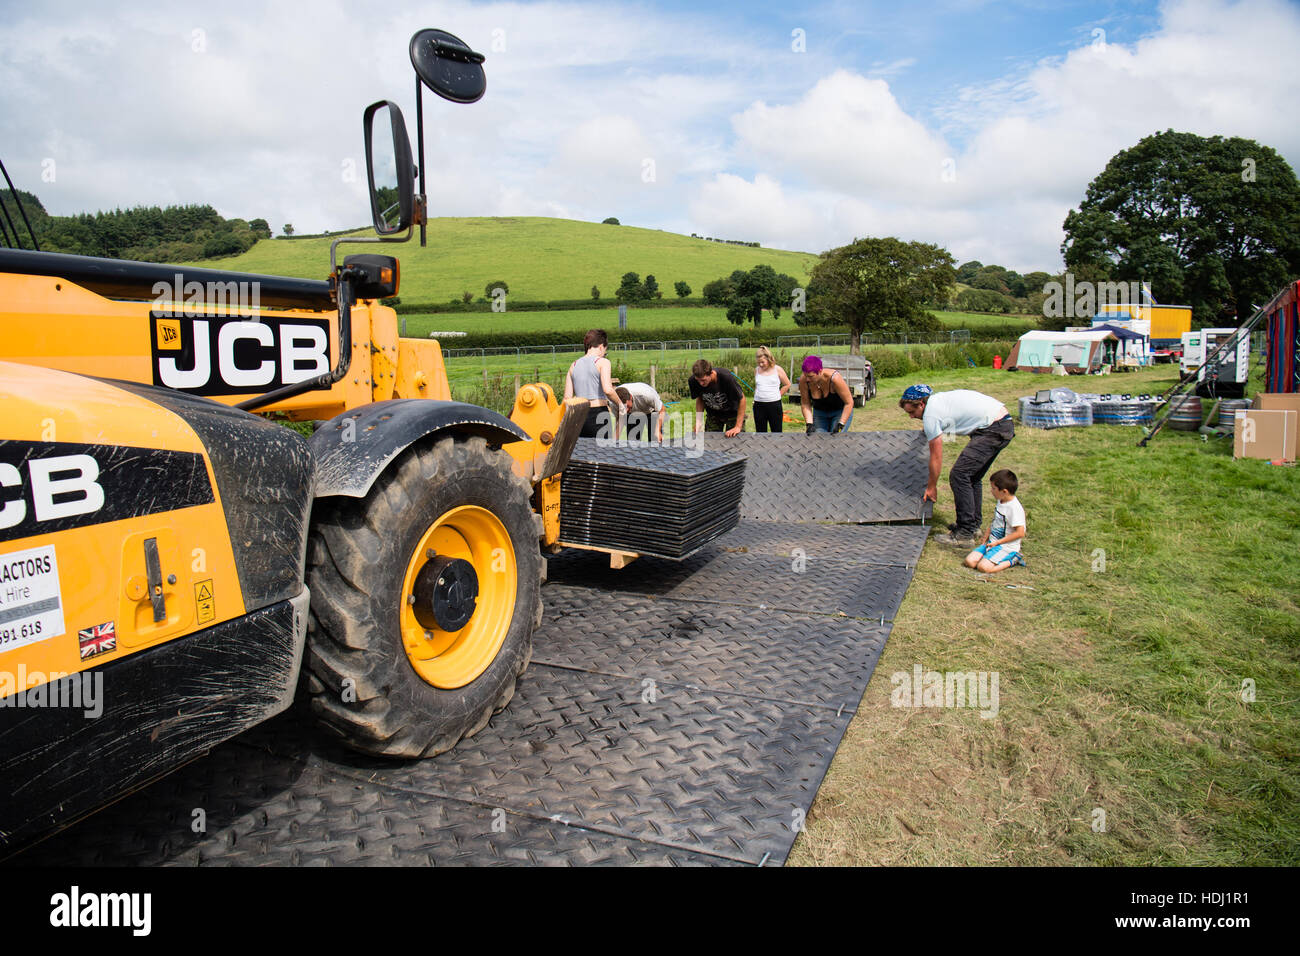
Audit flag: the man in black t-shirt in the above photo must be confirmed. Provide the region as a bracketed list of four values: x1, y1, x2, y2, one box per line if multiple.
[689, 358, 746, 436]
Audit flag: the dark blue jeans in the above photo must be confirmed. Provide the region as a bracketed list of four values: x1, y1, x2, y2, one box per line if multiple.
[950, 416, 1014, 535]
[812, 407, 852, 433]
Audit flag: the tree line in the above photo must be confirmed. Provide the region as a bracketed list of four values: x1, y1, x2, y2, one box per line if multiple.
[0, 189, 271, 262]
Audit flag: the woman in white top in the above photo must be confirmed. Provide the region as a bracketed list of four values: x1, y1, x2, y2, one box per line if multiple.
[752, 346, 791, 433]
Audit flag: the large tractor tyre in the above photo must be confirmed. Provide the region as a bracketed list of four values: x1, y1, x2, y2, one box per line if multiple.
[304, 434, 543, 758]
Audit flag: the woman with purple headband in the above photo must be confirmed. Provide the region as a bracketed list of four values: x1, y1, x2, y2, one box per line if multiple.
[799, 355, 854, 434]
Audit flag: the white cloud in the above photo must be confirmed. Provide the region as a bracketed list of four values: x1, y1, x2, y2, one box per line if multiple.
[2, 0, 1298, 273]
[691, 0, 1300, 271]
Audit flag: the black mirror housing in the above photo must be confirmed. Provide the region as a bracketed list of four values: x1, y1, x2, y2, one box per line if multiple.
[363, 100, 415, 234]
[343, 254, 400, 299]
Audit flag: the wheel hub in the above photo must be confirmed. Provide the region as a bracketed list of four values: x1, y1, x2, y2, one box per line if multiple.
[413, 556, 479, 632]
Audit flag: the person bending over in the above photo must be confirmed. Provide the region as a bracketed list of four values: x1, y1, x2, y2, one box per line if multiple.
[690, 359, 746, 437]
[611, 382, 666, 442]
[899, 383, 1014, 547]
[800, 355, 853, 434]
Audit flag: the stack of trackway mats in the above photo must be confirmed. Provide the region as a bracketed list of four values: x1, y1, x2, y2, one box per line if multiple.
[559, 439, 746, 558]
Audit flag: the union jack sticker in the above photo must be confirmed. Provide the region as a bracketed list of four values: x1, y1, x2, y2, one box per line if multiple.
[78, 621, 117, 660]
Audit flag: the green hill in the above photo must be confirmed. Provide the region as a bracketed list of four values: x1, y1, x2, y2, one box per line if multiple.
[190, 217, 820, 304]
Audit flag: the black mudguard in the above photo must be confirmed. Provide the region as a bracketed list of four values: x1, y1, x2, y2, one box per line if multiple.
[310, 399, 528, 499]
[0, 589, 309, 855]
[105, 379, 315, 612]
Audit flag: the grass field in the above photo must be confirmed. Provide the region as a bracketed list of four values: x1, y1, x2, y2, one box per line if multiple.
[786, 365, 1300, 865]
[195, 216, 820, 303]
[402, 306, 1039, 339]
[440, 339, 1022, 413]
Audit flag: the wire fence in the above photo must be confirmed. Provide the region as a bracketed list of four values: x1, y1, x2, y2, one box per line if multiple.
[435, 330, 974, 410]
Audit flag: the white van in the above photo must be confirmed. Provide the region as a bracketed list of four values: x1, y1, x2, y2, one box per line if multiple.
[1180, 328, 1250, 397]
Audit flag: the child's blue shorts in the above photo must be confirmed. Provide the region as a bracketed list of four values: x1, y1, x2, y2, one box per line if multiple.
[974, 543, 1024, 567]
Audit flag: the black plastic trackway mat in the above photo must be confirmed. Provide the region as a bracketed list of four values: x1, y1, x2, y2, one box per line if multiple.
[700, 431, 932, 523]
[16, 663, 850, 866]
[14, 723, 735, 867]
[544, 546, 912, 622]
[533, 587, 891, 712]
[12, 434, 924, 869]
[714, 519, 929, 568]
[235, 669, 850, 865]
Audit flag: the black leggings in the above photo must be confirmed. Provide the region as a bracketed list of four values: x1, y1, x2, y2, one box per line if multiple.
[753, 400, 784, 433]
[580, 405, 612, 438]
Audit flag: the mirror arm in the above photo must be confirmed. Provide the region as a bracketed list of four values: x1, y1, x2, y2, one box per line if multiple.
[234, 257, 376, 413]
[417, 76, 427, 247]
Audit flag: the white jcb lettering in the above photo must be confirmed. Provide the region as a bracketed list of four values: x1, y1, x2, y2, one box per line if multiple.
[217, 321, 275, 387]
[280, 325, 329, 383]
[158, 319, 211, 389]
[28, 455, 104, 522]
[0, 462, 25, 529]
[157, 319, 329, 390]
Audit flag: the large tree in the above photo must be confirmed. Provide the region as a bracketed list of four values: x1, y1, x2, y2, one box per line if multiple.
[800, 237, 955, 352]
[616, 271, 647, 302]
[1062, 130, 1300, 325]
[723, 264, 783, 327]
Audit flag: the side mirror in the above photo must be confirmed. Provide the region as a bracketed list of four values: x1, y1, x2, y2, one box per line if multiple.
[363, 100, 415, 234]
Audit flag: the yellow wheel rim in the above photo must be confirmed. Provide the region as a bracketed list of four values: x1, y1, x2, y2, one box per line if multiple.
[399, 504, 517, 689]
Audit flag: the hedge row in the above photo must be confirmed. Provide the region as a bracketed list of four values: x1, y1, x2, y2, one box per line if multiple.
[420, 324, 854, 350]
[410, 325, 1028, 351]
[949, 321, 1038, 340]
[394, 297, 712, 314]
[862, 341, 1019, 378]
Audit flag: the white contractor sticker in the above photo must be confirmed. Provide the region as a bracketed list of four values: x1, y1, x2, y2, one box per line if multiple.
[0, 544, 65, 653]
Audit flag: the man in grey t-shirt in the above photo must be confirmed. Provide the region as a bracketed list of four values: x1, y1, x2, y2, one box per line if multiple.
[899, 384, 1013, 546]
[610, 383, 666, 442]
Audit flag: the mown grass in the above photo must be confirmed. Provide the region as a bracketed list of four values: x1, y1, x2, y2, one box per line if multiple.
[191, 216, 1040, 332]
[192, 217, 819, 303]
[788, 364, 1300, 865]
[403, 306, 808, 337]
[402, 306, 1038, 339]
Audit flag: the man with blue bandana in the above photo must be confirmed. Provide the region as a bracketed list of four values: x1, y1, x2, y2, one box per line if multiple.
[899, 384, 1013, 546]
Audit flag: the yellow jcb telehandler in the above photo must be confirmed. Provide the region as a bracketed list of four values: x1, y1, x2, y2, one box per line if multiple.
[0, 31, 584, 852]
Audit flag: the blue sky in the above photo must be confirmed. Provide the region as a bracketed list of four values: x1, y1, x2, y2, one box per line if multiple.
[1, 0, 1297, 271]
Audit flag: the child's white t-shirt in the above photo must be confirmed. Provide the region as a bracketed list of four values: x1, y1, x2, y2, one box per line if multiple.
[989, 496, 1026, 553]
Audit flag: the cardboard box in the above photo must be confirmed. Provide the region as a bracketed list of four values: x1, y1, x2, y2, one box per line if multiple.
[1253, 393, 1300, 450]
[1234, 408, 1297, 462]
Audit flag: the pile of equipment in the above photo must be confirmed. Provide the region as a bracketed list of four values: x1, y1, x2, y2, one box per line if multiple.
[1090, 394, 1162, 426]
[558, 439, 746, 559]
[1018, 388, 1094, 429]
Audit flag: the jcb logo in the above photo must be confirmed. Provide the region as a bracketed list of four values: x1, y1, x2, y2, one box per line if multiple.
[151, 312, 331, 396]
[0, 454, 104, 530]
[0, 442, 213, 543]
